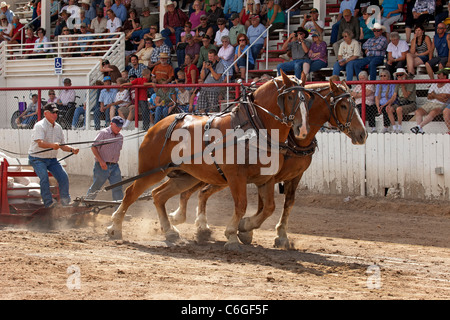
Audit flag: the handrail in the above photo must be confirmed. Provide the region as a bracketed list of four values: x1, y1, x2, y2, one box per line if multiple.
[223, 24, 272, 85]
[287, 0, 304, 35]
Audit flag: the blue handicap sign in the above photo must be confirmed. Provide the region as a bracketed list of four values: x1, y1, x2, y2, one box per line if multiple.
[54, 57, 62, 74]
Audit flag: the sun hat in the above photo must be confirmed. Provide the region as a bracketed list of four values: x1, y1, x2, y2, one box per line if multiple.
[152, 33, 165, 42]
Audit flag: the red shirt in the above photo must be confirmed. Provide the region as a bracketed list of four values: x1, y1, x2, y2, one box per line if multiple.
[184, 64, 199, 84]
[131, 77, 149, 101]
[163, 9, 188, 29]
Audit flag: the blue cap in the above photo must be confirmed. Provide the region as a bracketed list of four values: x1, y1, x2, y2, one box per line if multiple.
[103, 76, 112, 82]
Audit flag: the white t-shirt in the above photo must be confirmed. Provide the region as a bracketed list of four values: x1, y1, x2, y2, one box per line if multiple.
[386, 39, 409, 59]
[214, 28, 229, 46]
[338, 39, 362, 60]
[107, 17, 122, 33]
[427, 83, 450, 105]
[304, 20, 325, 40]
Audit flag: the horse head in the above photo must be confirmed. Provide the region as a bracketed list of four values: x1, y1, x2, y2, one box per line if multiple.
[328, 79, 367, 145]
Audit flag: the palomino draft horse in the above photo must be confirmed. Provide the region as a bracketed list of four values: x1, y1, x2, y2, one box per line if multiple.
[107, 70, 311, 249]
[162, 78, 368, 248]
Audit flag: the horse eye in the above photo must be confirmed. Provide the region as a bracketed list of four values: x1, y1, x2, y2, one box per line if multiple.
[288, 95, 293, 100]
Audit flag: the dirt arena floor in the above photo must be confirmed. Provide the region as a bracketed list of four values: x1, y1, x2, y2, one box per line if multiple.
[1, 174, 449, 301]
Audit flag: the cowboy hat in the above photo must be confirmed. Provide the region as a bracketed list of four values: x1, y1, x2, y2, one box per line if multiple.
[152, 33, 165, 42]
[370, 22, 386, 31]
[159, 52, 170, 59]
[296, 27, 309, 38]
[80, 0, 91, 5]
[165, 0, 177, 8]
[0, 2, 10, 9]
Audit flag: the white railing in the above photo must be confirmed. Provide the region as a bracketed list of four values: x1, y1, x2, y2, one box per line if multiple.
[286, 0, 304, 35]
[0, 41, 4, 77]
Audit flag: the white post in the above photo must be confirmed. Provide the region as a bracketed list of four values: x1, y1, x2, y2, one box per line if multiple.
[313, 0, 326, 24]
[41, 0, 51, 35]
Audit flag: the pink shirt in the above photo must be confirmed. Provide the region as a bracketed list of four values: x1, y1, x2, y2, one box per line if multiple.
[189, 10, 206, 29]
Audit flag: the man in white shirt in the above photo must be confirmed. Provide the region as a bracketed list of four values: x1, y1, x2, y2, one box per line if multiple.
[106, 9, 122, 33]
[301, 8, 324, 40]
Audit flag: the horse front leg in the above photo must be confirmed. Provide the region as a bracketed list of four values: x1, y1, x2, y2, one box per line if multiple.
[195, 184, 226, 241]
[107, 172, 166, 240]
[237, 188, 264, 245]
[274, 175, 302, 249]
[238, 178, 276, 238]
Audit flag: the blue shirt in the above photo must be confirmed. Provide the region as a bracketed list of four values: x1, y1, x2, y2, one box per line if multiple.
[375, 84, 396, 105]
[99, 88, 118, 105]
[111, 3, 127, 22]
[382, 0, 404, 17]
[339, 0, 358, 14]
[247, 23, 267, 46]
[235, 45, 255, 65]
[223, 0, 243, 14]
[435, 33, 449, 58]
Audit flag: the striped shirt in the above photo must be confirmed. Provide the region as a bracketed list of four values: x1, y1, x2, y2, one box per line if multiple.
[28, 118, 65, 159]
[92, 127, 123, 163]
[150, 44, 171, 64]
[128, 63, 148, 78]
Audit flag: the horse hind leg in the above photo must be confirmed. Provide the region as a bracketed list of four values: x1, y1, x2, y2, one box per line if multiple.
[107, 172, 166, 240]
[195, 184, 226, 243]
[169, 181, 207, 226]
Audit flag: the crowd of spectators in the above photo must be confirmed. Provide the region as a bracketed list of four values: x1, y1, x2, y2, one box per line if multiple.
[1, 0, 450, 133]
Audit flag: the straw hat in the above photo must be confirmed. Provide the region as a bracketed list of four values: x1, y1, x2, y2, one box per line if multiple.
[165, 0, 177, 8]
[152, 33, 165, 42]
[0, 2, 10, 9]
[370, 22, 386, 31]
[159, 52, 170, 59]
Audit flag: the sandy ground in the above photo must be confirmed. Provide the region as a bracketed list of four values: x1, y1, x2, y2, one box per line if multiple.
[0, 174, 449, 301]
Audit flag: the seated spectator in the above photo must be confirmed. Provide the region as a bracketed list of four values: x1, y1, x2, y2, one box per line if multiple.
[98, 76, 118, 127]
[152, 52, 175, 83]
[435, 0, 450, 29]
[184, 54, 199, 85]
[444, 103, 450, 135]
[32, 27, 51, 58]
[301, 7, 324, 41]
[375, 70, 397, 133]
[0, 14, 12, 43]
[129, 7, 157, 41]
[425, 23, 450, 79]
[405, 0, 435, 43]
[176, 83, 191, 113]
[333, 9, 360, 57]
[161, 0, 189, 51]
[354, 23, 388, 80]
[153, 79, 177, 123]
[100, 59, 122, 83]
[190, 0, 206, 29]
[134, 25, 158, 53]
[265, 0, 285, 34]
[218, 35, 234, 78]
[207, 0, 225, 34]
[23, 27, 37, 56]
[8, 16, 24, 45]
[46, 90, 58, 104]
[177, 23, 196, 67]
[359, 9, 374, 45]
[351, 71, 377, 133]
[149, 33, 172, 70]
[123, 8, 140, 53]
[385, 32, 409, 77]
[54, 10, 73, 37]
[59, 27, 74, 57]
[303, 33, 328, 78]
[246, 15, 267, 61]
[240, 0, 256, 29]
[214, 17, 230, 47]
[385, 68, 417, 133]
[379, 0, 403, 39]
[277, 27, 311, 79]
[403, 0, 417, 43]
[332, 29, 361, 81]
[109, 77, 131, 121]
[330, 0, 358, 45]
[229, 13, 246, 46]
[223, 0, 243, 22]
[77, 23, 94, 56]
[197, 34, 218, 70]
[195, 14, 214, 41]
[111, 0, 127, 23]
[234, 33, 255, 79]
[411, 68, 450, 134]
[80, 0, 96, 23]
[16, 94, 39, 129]
[89, 8, 107, 34]
[406, 25, 432, 77]
[135, 37, 154, 66]
[106, 9, 122, 34]
[103, 0, 113, 18]
[127, 54, 148, 78]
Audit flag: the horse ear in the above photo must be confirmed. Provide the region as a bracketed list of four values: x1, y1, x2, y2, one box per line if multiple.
[329, 78, 338, 92]
[280, 69, 293, 87]
[341, 80, 350, 91]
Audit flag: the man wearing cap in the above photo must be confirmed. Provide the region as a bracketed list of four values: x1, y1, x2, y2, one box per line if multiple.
[333, 8, 360, 56]
[152, 52, 175, 83]
[425, 23, 450, 79]
[194, 14, 214, 42]
[206, 0, 224, 34]
[246, 15, 267, 62]
[161, 0, 189, 50]
[98, 76, 118, 127]
[28, 104, 80, 208]
[86, 116, 124, 202]
[301, 8, 324, 40]
[77, 22, 93, 55]
[277, 27, 311, 79]
[197, 34, 218, 70]
[149, 33, 171, 70]
[330, 0, 358, 45]
[229, 13, 245, 46]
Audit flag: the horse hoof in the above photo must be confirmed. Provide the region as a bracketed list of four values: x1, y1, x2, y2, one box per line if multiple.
[237, 230, 253, 245]
[196, 228, 212, 243]
[224, 241, 241, 251]
[274, 237, 291, 250]
[165, 229, 181, 243]
[106, 225, 122, 240]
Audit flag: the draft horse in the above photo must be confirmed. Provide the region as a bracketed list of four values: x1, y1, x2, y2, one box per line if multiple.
[107, 70, 311, 250]
[161, 79, 368, 248]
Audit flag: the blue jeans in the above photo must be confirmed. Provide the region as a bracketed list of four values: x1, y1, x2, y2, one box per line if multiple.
[354, 56, 384, 80]
[131, 28, 150, 40]
[330, 20, 341, 44]
[250, 43, 264, 64]
[71, 106, 85, 128]
[277, 59, 310, 79]
[28, 156, 70, 207]
[332, 60, 360, 81]
[86, 162, 123, 201]
[309, 59, 328, 72]
[154, 106, 169, 123]
[161, 26, 184, 48]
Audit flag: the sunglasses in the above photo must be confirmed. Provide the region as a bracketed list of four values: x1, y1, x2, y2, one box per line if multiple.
[49, 93, 55, 95]
[239, 39, 246, 42]
[396, 73, 406, 77]
[373, 29, 382, 32]
[380, 75, 388, 77]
